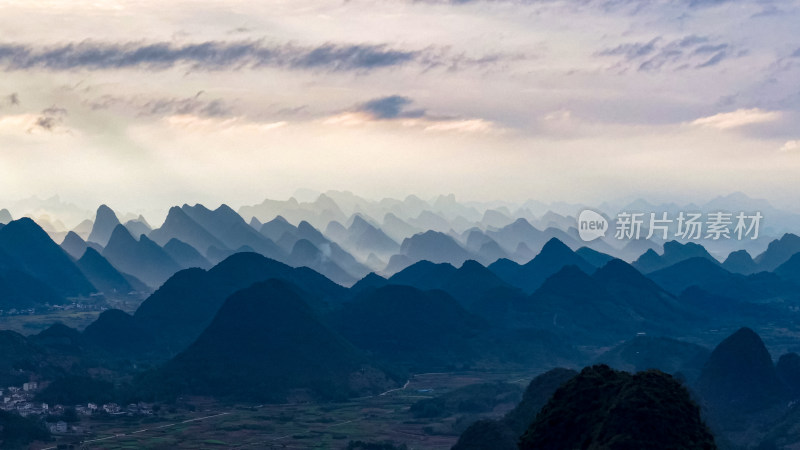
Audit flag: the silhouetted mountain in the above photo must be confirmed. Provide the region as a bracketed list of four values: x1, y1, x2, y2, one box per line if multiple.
[774, 253, 800, 285]
[350, 272, 388, 293]
[592, 259, 694, 326]
[576, 246, 615, 268]
[149, 206, 226, 256]
[519, 365, 716, 449]
[0, 208, 11, 224]
[595, 336, 710, 381]
[755, 233, 800, 271]
[493, 238, 593, 294]
[83, 309, 156, 356]
[61, 231, 89, 259]
[383, 259, 514, 307]
[387, 260, 457, 290]
[648, 257, 770, 300]
[329, 285, 485, 371]
[148, 280, 397, 402]
[504, 368, 579, 436]
[0, 218, 95, 298]
[163, 238, 212, 270]
[0, 268, 62, 309]
[31, 322, 86, 354]
[132, 252, 346, 354]
[87, 204, 121, 246]
[76, 248, 138, 296]
[633, 240, 718, 273]
[102, 224, 181, 288]
[453, 368, 579, 450]
[777, 352, 800, 398]
[695, 327, 784, 413]
[722, 249, 758, 275]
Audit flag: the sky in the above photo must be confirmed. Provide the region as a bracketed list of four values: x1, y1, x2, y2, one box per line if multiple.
[1, 0, 799, 215]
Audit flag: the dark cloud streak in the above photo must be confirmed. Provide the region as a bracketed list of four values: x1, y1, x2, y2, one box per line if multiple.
[0, 40, 419, 73]
[358, 96, 426, 119]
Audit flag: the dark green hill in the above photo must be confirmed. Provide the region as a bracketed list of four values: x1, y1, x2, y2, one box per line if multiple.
[0, 218, 95, 297]
[594, 336, 710, 382]
[453, 368, 577, 450]
[147, 280, 397, 402]
[519, 365, 715, 449]
[76, 247, 136, 296]
[328, 285, 485, 371]
[695, 327, 785, 413]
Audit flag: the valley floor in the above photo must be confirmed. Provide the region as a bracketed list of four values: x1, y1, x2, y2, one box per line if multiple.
[30, 371, 536, 450]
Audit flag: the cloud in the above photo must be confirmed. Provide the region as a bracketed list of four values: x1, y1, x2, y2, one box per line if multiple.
[357, 96, 426, 119]
[0, 40, 518, 74]
[690, 108, 781, 129]
[87, 92, 233, 118]
[595, 35, 737, 72]
[793, 48, 800, 58]
[29, 106, 68, 132]
[0, 40, 419, 73]
[323, 95, 500, 133]
[780, 140, 800, 152]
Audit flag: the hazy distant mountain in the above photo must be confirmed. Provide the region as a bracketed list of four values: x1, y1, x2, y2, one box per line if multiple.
[633, 240, 718, 273]
[387, 230, 473, 274]
[61, 231, 89, 259]
[148, 280, 397, 402]
[70, 218, 93, 240]
[260, 215, 297, 242]
[594, 336, 710, 381]
[696, 327, 785, 413]
[76, 248, 139, 296]
[163, 238, 212, 270]
[722, 249, 758, 275]
[329, 284, 485, 371]
[519, 365, 716, 449]
[124, 217, 152, 239]
[0, 208, 11, 224]
[102, 224, 181, 288]
[381, 212, 420, 242]
[149, 206, 227, 256]
[87, 204, 121, 246]
[755, 233, 800, 271]
[181, 204, 285, 261]
[486, 218, 543, 255]
[337, 215, 399, 259]
[0, 218, 95, 298]
[288, 239, 356, 286]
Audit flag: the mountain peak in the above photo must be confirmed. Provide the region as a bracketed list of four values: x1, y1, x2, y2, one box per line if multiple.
[696, 327, 783, 412]
[88, 204, 121, 246]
